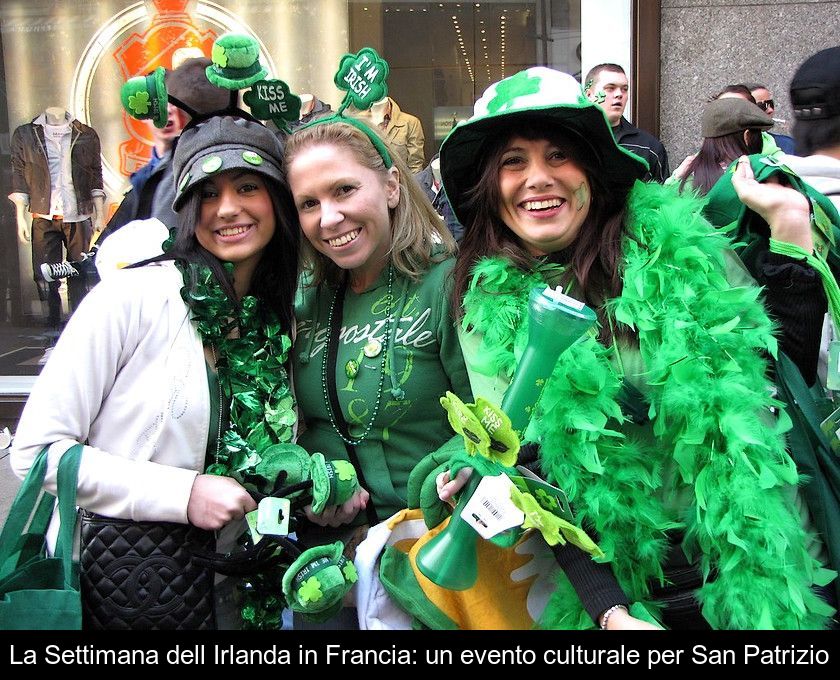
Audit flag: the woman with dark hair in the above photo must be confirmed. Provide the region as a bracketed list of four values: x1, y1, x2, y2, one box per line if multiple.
[433, 68, 832, 630]
[11, 116, 301, 628]
[672, 97, 771, 195]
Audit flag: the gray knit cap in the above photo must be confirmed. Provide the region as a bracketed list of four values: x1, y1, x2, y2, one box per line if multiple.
[172, 116, 285, 211]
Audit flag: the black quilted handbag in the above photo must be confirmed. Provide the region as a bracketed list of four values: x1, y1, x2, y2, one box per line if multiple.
[79, 512, 216, 630]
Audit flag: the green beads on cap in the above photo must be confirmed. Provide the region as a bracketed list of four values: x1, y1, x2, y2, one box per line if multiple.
[178, 172, 191, 193]
[202, 156, 223, 174]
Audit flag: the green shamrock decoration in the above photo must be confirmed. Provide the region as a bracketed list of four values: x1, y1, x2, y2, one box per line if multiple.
[211, 42, 228, 68]
[534, 487, 559, 511]
[298, 576, 323, 604]
[243, 79, 302, 131]
[593, 90, 607, 105]
[510, 486, 603, 557]
[342, 561, 358, 583]
[333, 459, 356, 482]
[128, 90, 150, 115]
[584, 78, 594, 92]
[439, 391, 519, 467]
[487, 71, 542, 114]
[334, 47, 389, 113]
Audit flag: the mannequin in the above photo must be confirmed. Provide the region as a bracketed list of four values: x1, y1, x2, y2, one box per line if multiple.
[363, 96, 426, 173]
[290, 93, 332, 130]
[9, 107, 105, 327]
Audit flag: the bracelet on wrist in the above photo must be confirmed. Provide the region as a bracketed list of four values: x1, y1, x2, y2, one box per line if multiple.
[600, 604, 628, 630]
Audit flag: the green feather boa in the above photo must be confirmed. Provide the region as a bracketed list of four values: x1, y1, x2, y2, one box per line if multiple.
[462, 181, 833, 629]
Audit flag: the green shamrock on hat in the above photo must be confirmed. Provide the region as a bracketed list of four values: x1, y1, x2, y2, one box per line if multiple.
[439, 391, 519, 467]
[298, 576, 323, 604]
[128, 90, 150, 115]
[487, 71, 542, 114]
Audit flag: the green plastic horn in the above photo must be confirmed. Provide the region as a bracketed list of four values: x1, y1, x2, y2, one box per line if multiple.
[416, 285, 597, 590]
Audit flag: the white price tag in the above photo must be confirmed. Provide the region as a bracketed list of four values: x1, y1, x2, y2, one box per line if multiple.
[461, 474, 524, 539]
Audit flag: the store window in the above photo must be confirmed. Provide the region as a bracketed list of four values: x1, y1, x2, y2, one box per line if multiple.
[349, 1, 582, 155]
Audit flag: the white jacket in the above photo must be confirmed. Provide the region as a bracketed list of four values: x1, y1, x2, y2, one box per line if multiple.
[11, 262, 208, 524]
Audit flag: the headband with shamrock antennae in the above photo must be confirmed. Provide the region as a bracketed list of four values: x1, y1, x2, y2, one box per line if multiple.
[297, 47, 393, 169]
[120, 33, 303, 135]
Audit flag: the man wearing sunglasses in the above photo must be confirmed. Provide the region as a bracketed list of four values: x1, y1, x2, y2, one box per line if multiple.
[746, 82, 795, 154]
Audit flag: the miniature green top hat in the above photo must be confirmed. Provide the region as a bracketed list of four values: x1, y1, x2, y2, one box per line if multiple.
[309, 452, 360, 514]
[120, 66, 168, 128]
[206, 33, 267, 90]
[282, 542, 358, 622]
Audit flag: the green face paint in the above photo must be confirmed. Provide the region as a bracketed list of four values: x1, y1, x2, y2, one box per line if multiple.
[593, 90, 606, 105]
[573, 182, 589, 211]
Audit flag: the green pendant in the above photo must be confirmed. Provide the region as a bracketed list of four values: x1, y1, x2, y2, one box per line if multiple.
[345, 359, 360, 379]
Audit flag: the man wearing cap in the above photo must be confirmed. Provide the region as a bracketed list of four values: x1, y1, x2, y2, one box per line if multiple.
[584, 63, 670, 183]
[103, 57, 231, 238]
[745, 82, 796, 154]
[779, 47, 840, 212]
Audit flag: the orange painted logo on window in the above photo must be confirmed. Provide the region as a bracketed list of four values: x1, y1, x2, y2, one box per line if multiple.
[113, 0, 217, 177]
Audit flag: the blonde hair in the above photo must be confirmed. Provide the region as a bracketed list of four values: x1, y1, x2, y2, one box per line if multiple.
[284, 120, 455, 286]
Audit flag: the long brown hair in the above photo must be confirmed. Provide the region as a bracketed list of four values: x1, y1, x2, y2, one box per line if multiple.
[451, 119, 631, 340]
[678, 129, 763, 196]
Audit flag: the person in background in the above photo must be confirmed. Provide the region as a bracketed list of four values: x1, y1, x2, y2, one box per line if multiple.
[745, 81, 796, 154]
[671, 97, 771, 195]
[584, 63, 670, 182]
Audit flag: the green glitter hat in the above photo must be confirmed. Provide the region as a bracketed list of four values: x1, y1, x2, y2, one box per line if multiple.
[120, 67, 168, 128]
[206, 33, 267, 90]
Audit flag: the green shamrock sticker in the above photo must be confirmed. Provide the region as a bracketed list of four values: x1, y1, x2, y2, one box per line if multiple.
[211, 41, 228, 68]
[439, 391, 519, 467]
[128, 90, 150, 115]
[298, 576, 323, 604]
[334, 47, 389, 113]
[243, 79, 302, 130]
[342, 561, 358, 583]
[593, 90, 607, 105]
[333, 459, 356, 482]
[487, 71, 542, 114]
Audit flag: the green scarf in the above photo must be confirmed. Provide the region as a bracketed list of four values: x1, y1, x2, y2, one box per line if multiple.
[462, 181, 834, 629]
[174, 256, 296, 629]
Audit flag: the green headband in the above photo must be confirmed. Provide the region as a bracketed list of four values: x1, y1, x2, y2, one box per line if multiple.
[298, 114, 393, 168]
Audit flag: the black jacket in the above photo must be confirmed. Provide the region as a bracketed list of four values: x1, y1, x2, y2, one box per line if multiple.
[612, 117, 670, 183]
[10, 116, 103, 215]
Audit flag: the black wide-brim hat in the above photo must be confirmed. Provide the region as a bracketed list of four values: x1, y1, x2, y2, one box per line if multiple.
[440, 67, 648, 227]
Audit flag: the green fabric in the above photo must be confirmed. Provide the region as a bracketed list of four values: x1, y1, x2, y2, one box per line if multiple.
[379, 545, 458, 630]
[461, 180, 832, 629]
[0, 445, 83, 630]
[704, 153, 840, 281]
[775, 352, 840, 605]
[294, 257, 472, 521]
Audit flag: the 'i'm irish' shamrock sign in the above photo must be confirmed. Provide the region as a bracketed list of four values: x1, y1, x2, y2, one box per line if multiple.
[334, 47, 389, 113]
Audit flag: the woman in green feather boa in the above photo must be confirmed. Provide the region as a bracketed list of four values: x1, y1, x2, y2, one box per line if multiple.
[433, 67, 834, 629]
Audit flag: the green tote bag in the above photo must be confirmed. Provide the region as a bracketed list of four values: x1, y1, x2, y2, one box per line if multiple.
[0, 444, 83, 630]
